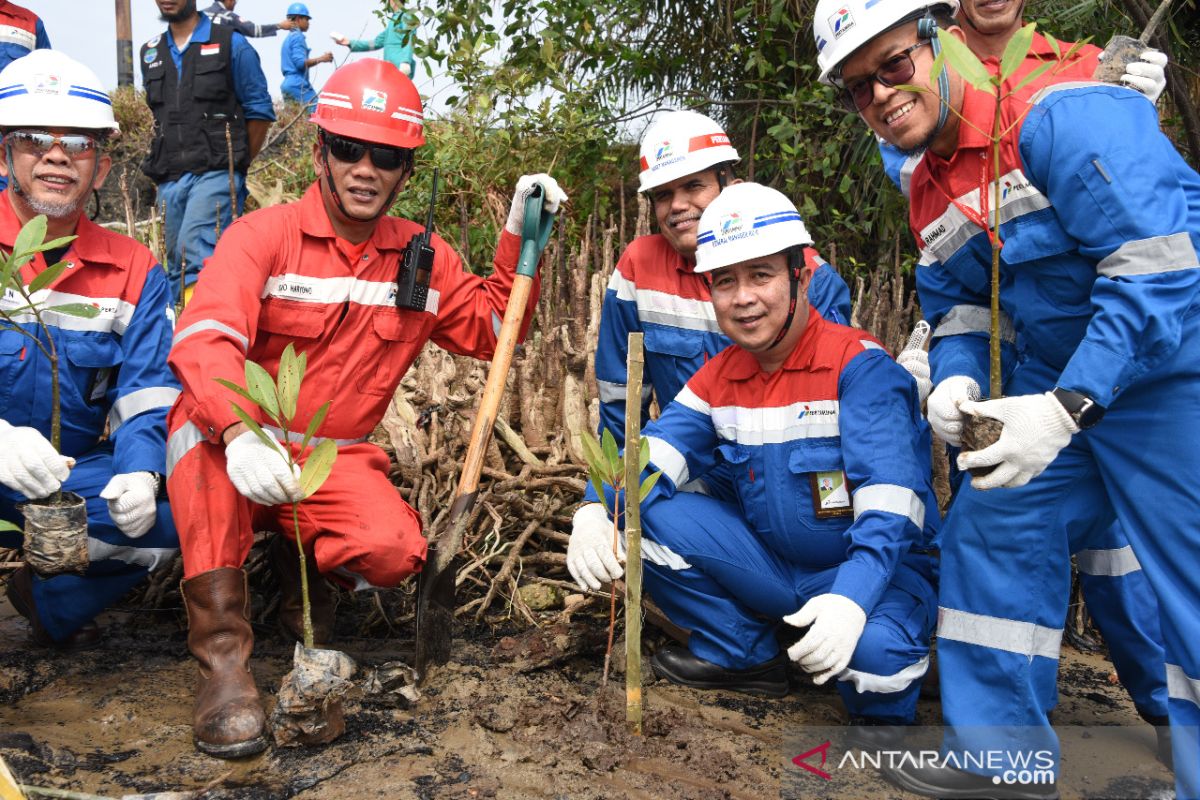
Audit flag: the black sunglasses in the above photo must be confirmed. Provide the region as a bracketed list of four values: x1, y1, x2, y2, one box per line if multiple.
[322, 132, 412, 172]
[6, 130, 98, 157]
[839, 41, 930, 113]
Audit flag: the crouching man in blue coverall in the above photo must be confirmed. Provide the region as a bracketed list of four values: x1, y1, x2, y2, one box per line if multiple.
[570, 182, 939, 727]
[0, 51, 180, 649]
[567, 109, 852, 609]
[814, 0, 1200, 796]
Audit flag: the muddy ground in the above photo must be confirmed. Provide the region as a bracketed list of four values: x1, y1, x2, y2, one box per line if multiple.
[0, 581, 1176, 800]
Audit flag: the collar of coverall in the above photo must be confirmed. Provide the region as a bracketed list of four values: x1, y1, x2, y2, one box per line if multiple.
[922, 76, 1006, 158]
[297, 180, 412, 252]
[720, 305, 833, 381]
[0, 191, 123, 270]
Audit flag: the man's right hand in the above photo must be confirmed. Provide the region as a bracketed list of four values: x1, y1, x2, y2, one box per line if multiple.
[0, 421, 74, 499]
[926, 375, 981, 447]
[224, 430, 303, 506]
[567, 503, 622, 591]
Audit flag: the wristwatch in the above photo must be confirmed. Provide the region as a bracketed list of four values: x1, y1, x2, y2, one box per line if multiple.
[1052, 388, 1105, 429]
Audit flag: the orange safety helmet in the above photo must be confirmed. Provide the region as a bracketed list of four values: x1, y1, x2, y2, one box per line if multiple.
[309, 58, 425, 148]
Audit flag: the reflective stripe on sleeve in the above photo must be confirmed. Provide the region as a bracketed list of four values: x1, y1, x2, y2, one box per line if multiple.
[88, 538, 178, 572]
[933, 304, 1016, 342]
[1097, 232, 1200, 278]
[166, 420, 206, 478]
[852, 483, 924, 528]
[108, 387, 181, 432]
[937, 607, 1062, 659]
[645, 435, 689, 488]
[172, 319, 249, 350]
[1076, 546, 1141, 577]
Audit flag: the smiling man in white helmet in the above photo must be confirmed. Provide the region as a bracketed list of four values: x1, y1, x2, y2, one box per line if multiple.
[567, 109, 852, 603]
[0, 50, 180, 652]
[581, 182, 938, 727]
[815, 0, 1200, 796]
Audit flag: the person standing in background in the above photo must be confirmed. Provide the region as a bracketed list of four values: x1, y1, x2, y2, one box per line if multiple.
[331, 0, 417, 76]
[280, 3, 331, 109]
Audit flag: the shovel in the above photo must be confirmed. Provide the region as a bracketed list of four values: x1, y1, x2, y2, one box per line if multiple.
[414, 185, 556, 682]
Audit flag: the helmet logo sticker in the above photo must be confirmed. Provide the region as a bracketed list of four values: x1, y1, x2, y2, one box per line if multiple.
[720, 212, 744, 236]
[31, 72, 60, 95]
[362, 89, 388, 113]
[829, 7, 856, 38]
[654, 141, 673, 161]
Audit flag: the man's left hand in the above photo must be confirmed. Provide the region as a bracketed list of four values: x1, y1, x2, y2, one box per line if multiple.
[783, 594, 867, 685]
[100, 472, 159, 539]
[957, 392, 1079, 490]
[1122, 49, 1168, 104]
[505, 174, 568, 235]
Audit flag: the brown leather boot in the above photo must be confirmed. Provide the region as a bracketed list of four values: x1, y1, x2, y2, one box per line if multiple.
[267, 535, 334, 647]
[181, 568, 267, 758]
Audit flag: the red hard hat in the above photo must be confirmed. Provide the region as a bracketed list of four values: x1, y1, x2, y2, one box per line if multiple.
[309, 58, 425, 148]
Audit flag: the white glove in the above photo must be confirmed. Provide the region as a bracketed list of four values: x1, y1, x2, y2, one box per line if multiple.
[100, 472, 159, 538]
[926, 376, 980, 447]
[896, 349, 932, 406]
[224, 430, 303, 506]
[784, 594, 867, 685]
[957, 391, 1079, 490]
[0, 420, 74, 499]
[505, 174, 568, 235]
[1122, 49, 1168, 104]
[566, 502, 622, 591]
[330, 32, 349, 46]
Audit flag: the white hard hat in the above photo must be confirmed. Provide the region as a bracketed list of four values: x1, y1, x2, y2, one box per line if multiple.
[694, 183, 813, 274]
[813, 0, 959, 85]
[0, 50, 119, 134]
[637, 110, 739, 193]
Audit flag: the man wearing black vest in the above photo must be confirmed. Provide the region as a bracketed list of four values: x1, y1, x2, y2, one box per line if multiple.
[141, 0, 275, 306]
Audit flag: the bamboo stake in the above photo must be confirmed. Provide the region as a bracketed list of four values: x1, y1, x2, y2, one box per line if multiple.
[623, 332, 645, 735]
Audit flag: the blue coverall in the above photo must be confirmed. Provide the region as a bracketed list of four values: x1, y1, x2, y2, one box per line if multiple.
[910, 80, 1200, 795]
[0, 203, 180, 642]
[281, 29, 317, 108]
[609, 311, 939, 722]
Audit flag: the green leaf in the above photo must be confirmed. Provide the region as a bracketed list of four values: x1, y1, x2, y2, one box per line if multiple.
[1009, 61, 1056, 94]
[928, 47, 946, 88]
[39, 235, 77, 252]
[244, 360, 280, 419]
[299, 438, 338, 498]
[1045, 33, 1061, 59]
[214, 377, 261, 408]
[45, 302, 100, 318]
[587, 466, 607, 507]
[638, 437, 650, 472]
[579, 430, 605, 475]
[999, 23, 1035, 83]
[229, 403, 276, 449]
[12, 215, 47, 262]
[301, 401, 331, 450]
[638, 470, 662, 502]
[28, 261, 68, 294]
[0, 518, 20, 532]
[937, 29, 994, 93]
[276, 343, 300, 422]
[601, 428, 619, 475]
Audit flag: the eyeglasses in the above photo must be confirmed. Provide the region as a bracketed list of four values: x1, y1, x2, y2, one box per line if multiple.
[5, 130, 98, 158]
[323, 132, 412, 171]
[838, 41, 930, 113]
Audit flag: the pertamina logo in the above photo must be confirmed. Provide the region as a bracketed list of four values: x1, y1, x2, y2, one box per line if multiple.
[362, 89, 388, 113]
[720, 212, 743, 235]
[829, 7, 855, 38]
[797, 403, 836, 421]
[31, 72, 59, 95]
[654, 141, 673, 162]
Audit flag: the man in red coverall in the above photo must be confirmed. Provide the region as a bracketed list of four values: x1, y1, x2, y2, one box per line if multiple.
[165, 57, 565, 759]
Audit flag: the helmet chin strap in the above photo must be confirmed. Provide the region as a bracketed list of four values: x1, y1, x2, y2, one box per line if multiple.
[319, 130, 405, 224]
[766, 247, 804, 351]
[918, 13, 952, 137]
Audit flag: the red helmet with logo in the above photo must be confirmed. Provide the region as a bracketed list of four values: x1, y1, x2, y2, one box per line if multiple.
[309, 58, 425, 148]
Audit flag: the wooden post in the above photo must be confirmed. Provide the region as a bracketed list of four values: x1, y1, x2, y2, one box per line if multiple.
[624, 332, 645, 735]
[115, 0, 133, 87]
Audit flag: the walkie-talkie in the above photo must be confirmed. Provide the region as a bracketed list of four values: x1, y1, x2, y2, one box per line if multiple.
[396, 168, 438, 311]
